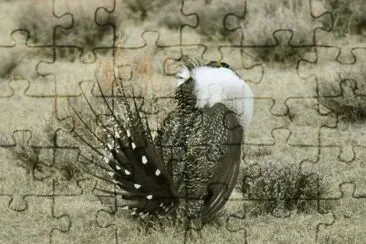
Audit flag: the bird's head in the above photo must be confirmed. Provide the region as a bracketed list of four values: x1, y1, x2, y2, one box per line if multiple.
[174, 56, 254, 130]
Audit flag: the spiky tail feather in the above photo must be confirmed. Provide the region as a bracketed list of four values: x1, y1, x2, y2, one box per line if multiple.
[70, 77, 178, 218]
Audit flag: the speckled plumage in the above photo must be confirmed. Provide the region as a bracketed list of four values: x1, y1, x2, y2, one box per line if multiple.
[79, 59, 252, 231]
[155, 77, 243, 224]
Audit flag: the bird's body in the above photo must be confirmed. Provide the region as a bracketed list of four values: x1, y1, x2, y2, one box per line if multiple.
[74, 58, 253, 232]
[158, 103, 243, 222]
[155, 66, 249, 225]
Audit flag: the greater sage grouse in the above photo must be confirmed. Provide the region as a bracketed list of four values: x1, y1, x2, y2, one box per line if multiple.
[73, 57, 253, 232]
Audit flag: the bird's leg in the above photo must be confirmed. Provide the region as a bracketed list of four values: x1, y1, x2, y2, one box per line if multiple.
[180, 146, 218, 239]
[181, 188, 206, 240]
[184, 214, 203, 241]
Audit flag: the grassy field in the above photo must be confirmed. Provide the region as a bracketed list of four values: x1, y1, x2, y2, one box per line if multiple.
[1, 0, 366, 243]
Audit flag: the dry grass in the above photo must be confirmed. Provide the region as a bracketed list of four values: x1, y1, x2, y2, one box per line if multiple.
[159, 0, 315, 63]
[125, 0, 174, 21]
[2, 119, 84, 182]
[14, 0, 121, 58]
[317, 66, 366, 122]
[1, 0, 366, 243]
[321, 0, 366, 37]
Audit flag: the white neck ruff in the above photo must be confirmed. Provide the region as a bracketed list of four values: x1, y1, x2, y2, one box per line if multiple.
[177, 66, 253, 130]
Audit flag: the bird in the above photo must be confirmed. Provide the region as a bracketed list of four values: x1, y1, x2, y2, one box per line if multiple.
[71, 56, 253, 235]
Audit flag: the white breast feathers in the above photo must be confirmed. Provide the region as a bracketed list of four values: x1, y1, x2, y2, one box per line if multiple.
[191, 66, 253, 131]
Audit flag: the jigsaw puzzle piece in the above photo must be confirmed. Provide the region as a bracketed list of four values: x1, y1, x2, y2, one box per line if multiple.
[54, 77, 122, 127]
[237, 211, 334, 243]
[0, 31, 54, 88]
[244, 128, 318, 166]
[199, 219, 248, 243]
[0, 117, 84, 195]
[11, 137, 87, 195]
[97, 206, 186, 243]
[114, 31, 181, 98]
[245, 99, 291, 145]
[0, 131, 56, 195]
[49, 180, 118, 244]
[287, 98, 337, 146]
[53, 0, 114, 59]
[220, 46, 264, 84]
[93, 180, 156, 244]
[228, 171, 335, 243]
[314, 2, 366, 53]
[0, 0, 71, 46]
[240, 0, 332, 46]
[0, 80, 13, 99]
[94, 183, 130, 244]
[316, 183, 366, 243]
[95, 209, 121, 244]
[54, 81, 110, 163]
[97, 0, 183, 47]
[298, 47, 366, 97]
[181, 0, 245, 60]
[320, 118, 366, 163]
[36, 48, 114, 97]
[179, 45, 207, 66]
[0, 80, 54, 143]
[236, 156, 335, 243]
[317, 79, 366, 121]
[244, 31, 317, 115]
[51, 148, 89, 194]
[224, 213, 248, 238]
[96, 201, 247, 243]
[138, 97, 176, 138]
[222, 31, 318, 115]
[0, 195, 70, 244]
[351, 147, 366, 196]
[301, 146, 366, 198]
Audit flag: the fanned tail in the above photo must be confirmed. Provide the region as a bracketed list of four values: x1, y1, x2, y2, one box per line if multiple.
[70, 76, 178, 218]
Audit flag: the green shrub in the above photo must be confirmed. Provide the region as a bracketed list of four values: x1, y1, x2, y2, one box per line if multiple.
[241, 163, 328, 217]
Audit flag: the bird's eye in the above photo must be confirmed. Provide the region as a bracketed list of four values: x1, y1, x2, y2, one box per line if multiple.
[207, 61, 231, 69]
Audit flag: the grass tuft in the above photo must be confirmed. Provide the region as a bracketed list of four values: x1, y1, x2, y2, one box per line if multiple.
[5, 121, 82, 181]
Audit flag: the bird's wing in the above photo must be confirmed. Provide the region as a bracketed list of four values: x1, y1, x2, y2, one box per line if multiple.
[202, 105, 243, 221]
